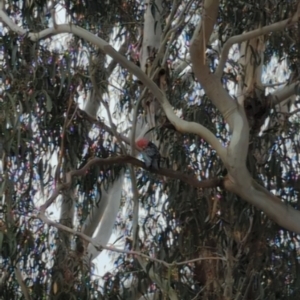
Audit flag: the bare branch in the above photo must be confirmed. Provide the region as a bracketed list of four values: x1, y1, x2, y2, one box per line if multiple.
[107, 38, 129, 77]
[268, 81, 300, 106]
[163, 0, 181, 37]
[191, 2, 271, 224]
[100, 98, 127, 153]
[139, 0, 162, 73]
[190, 0, 237, 124]
[224, 176, 300, 234]
[190, 1, 249, 176]
[285, 107, 300, 117]
[153, 0, 194, 71]
[78, 109, 131, 145]
[40, 155, 222, 212]
[15, 265, 32, 300]
[51, 9, 57, 29]
[0, 9, 26, 35]
[216, 13, 300, 78]
[0, 270, 8, 287]
[262, 81, 288, 88]
[0, 8, 227, 163]
[129, 164, 140, 250]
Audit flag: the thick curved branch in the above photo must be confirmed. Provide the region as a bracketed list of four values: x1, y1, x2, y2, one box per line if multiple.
[215, 10, 300, 78]
[0, 9, 227, 163]
[40, 155, 222, 212]
[268, 81, 300, 106]
[190, 0, 249, 175]
[225, 176, 300, 234]
[190, 0, 237, 125]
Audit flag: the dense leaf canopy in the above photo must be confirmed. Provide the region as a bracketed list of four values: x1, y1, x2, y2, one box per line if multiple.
[0, 0, 300, 299]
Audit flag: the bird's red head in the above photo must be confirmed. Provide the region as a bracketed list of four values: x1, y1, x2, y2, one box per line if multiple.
[136, 138, 149, 150]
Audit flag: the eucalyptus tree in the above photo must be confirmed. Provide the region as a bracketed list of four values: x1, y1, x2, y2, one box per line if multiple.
[0, 0, 300, 299]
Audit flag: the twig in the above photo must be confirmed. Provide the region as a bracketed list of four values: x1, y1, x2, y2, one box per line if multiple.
[51, 9, 57, 29]
[129, 165, 140, 250]
[36, 211, 226, 268]
[262, 81, 287, 88]
[65, 103, 78, 129]
[15, 265, 32, 300]
[191, 286, 206, 300]
[153, 0, 194, 71]
[162, 0, 181, 38]
[77, 109, 130, 145]
[100, 98, 127, 154]
[54, 94, 74, 183]
[107, 38, 129, 77]
[240, 216, 253, 244]
[285, 108, 300, 117]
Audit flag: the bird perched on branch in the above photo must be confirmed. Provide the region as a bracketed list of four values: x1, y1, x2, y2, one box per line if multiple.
[136, 138, 161, 170]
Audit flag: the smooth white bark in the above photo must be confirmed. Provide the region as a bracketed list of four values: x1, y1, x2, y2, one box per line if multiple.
[139, 0, 163, 73]
[2, 0, 300, 236]
[86, 172, 125, 259]
[190, 0, 300, 234]
[271, 81, 300, 105]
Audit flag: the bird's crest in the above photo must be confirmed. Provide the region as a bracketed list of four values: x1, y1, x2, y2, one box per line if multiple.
[136, 138, 149, 149]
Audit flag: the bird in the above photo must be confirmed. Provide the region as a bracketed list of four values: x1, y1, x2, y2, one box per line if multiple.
[135, 138, 161, 170]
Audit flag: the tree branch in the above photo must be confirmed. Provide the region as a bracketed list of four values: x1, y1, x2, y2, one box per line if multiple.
[128, 152, 179, 299]
[190, 0, 249, 179]
[40, 155, 222, 212]
[268, 81, 300, 106]
[190, 0, 237, 126]
[107, 38, 129, 77]
[215, 12, 300, 78]
[36, 212, 226, 268]
[0, 7, 227, 163]
[78, 109, 131, 145]
[224, 176, 300, 234]
[14, 265, 32, 300]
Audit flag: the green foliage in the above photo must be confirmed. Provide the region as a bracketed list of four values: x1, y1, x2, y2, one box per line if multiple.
[0, 0, 300, 299]
[219, 0, 300, 66]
